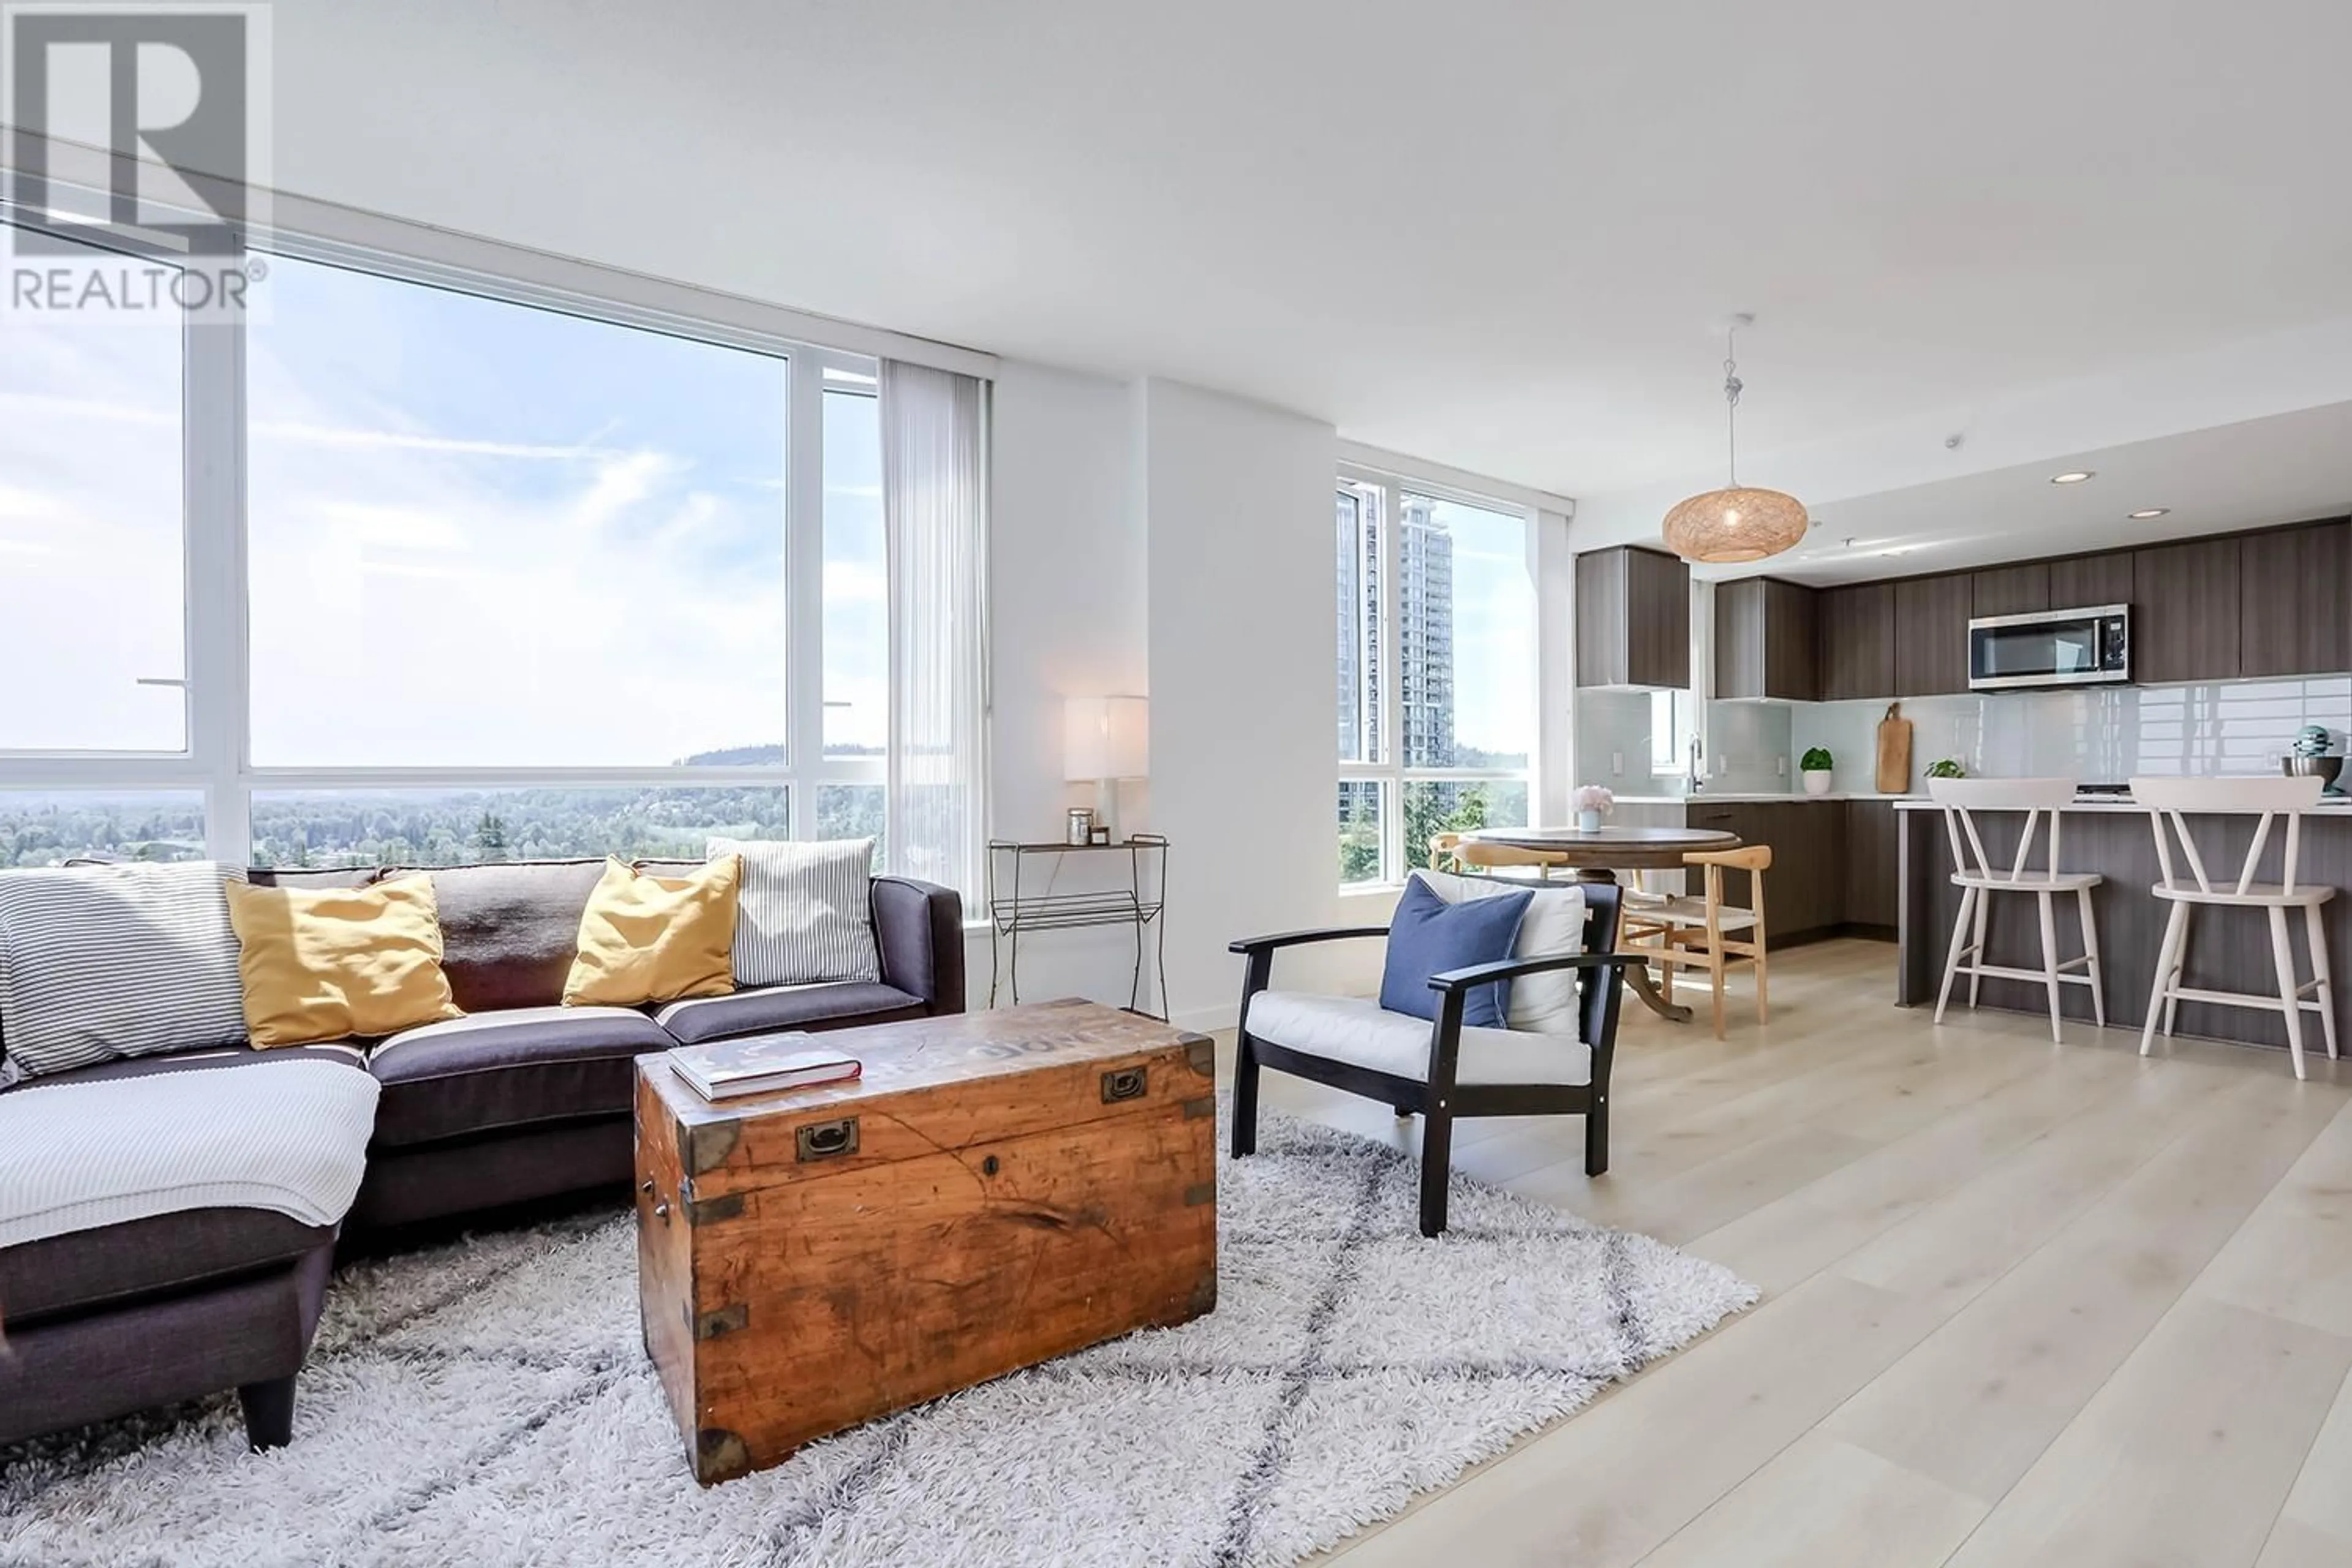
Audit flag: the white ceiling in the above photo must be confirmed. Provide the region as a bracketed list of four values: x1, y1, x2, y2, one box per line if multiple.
[1719, 401, 2352, 586]
[262, 0, 2352, 509]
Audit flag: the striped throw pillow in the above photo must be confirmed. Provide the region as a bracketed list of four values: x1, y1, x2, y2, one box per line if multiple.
[0, 861, 248, 1082]
[708, 838, 881, 988]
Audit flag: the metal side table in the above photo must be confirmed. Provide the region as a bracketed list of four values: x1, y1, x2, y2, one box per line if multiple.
[986, 834, 1169, 1019]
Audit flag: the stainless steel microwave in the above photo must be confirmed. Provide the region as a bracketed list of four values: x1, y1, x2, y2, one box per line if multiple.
[1967, 605, 2131, 691]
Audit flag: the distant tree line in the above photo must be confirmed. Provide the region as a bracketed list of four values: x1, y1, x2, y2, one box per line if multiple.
[1337, 776, 1531, 884]
[0, 774, 886, 869]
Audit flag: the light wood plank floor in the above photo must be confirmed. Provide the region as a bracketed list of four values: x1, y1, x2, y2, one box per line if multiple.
[1234, 938, 2352, 1568]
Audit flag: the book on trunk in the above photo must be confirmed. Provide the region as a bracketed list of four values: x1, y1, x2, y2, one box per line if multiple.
[664, 1033, 861, 1101]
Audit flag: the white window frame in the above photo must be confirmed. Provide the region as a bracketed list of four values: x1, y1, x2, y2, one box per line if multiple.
[1335, 461, 1540, 889]
[0, 195, 976, 870]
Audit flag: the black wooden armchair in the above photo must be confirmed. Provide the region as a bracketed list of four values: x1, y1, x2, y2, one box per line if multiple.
[1228, 883, 1633, 1236]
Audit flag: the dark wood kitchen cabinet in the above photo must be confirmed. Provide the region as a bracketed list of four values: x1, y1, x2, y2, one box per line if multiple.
[1817, 582, 1896, 701]
[2133, 536, 2242, 684]
[1683, 801, 1845, 940]
[1640, 798, 1896, 944]
[1971, 562, 2050, 619]
[2238, 520, 2351, 677]
[1682, 801, 1761, 924]
[1893, 574, 1974, 696]
[1842, 799, 1899, 932]
[2047, 549, 2133, 610]
[1577, 545, 1690, 688]
[1714, 578, 1820, 701]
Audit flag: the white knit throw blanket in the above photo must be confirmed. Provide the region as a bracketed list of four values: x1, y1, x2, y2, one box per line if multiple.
[0, 1060, 380, 1249]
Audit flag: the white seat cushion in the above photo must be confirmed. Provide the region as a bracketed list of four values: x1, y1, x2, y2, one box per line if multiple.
[0, 1058, 380, 1249]
[1409, 869, 1585, 1033]
[1245, 991, 1591, 1087]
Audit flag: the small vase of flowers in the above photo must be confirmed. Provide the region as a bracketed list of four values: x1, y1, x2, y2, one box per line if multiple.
[1573, 784, 1615, 833]
[1800, 745, 1834, 797]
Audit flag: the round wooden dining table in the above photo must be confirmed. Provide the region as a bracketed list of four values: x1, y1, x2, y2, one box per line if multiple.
[1461, 824, 1741, 1023]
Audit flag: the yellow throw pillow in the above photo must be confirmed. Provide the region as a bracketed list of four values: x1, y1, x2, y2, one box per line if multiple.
[562, 856, 741, 1008]
[224, 873, 463, 1049]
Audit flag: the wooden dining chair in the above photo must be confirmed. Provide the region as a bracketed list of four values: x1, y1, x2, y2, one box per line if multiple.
[1453, 840, 1573, 880]
[1621, 846, 1773, 1038]
[1433, 832, 1574, 880]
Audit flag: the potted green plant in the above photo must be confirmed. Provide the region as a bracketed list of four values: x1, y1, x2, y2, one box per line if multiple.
[1799, 745, 1834, 797]
[1925, 758, 1967, 779]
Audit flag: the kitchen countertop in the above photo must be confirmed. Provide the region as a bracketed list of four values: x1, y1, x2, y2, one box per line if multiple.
[1615, 790, 2352, 811]
[1612, 791, 1917, 804]
[1890, 795, 2352, 813]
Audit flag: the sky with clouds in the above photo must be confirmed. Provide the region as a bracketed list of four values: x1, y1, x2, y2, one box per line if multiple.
[1, 249, 884, 768]
[2, 244, 1526, 786]
[0, 299, 186, 751]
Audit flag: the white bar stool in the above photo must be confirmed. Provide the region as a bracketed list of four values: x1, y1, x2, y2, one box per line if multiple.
[1929, 777, 2106, 1043]
[2132, 775, 2338, 1080]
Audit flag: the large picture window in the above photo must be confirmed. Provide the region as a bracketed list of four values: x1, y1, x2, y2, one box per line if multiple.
[0, 214, 946, 880]
[246, 255, 793, 771]
[1336, 470, 1537, 886]
[0, 234, 187, 755]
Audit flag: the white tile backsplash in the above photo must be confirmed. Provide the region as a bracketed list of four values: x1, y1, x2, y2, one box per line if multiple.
[1799, 677, 2351, 791]
[1706, 701, 1795, 794]
[1574, 689, 1676, 793]
[1573, 676, 2348, 804]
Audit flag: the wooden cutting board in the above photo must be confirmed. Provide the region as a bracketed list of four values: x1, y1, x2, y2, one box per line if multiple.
[1875, 703, 1913, 794]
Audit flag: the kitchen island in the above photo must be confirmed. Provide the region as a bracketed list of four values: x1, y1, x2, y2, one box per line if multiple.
[1895, 796, 2352, 1052]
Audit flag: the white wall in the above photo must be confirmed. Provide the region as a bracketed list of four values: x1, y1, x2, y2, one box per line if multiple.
[973, 370, 1343, 1026]
[1139, 379, 1340, 1026]
[990, 361, 1148, 831]
[974, 360, 1154, 1010]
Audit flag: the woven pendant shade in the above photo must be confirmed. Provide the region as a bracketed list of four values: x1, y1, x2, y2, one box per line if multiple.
[1662, 315, 1807, 564]
[1661, 484, 1810, 564]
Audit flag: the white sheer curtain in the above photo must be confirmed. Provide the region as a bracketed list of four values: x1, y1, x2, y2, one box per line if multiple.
[880, 360, 989, 902]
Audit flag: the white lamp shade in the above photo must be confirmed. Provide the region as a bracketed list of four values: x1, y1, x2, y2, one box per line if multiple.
[1065, 695, 1149, 781]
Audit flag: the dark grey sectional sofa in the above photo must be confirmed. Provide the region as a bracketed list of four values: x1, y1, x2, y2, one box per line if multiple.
[0, 858, 962, 1451]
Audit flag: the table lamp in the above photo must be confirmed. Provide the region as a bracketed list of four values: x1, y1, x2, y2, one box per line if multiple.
[1064, 695, 1148, 842]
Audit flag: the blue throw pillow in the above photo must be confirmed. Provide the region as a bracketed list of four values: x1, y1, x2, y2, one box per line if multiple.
[1379, 876, 1532, 1028]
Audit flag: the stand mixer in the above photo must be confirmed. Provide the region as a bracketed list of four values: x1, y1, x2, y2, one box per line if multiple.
[2285, 725, 2345, 795]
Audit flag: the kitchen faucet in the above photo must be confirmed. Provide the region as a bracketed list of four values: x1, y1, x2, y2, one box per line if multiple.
[1687, 734, 1704, 795]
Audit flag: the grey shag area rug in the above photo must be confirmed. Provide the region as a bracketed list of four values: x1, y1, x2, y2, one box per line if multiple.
[0, 1112, 1755, 1568]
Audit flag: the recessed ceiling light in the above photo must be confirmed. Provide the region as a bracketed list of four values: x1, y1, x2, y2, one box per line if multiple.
[2049, 470, 2095, 484]
[2129, 507, 2169, 519]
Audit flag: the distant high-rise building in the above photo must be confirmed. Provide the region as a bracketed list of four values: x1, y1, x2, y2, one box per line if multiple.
[1336, 489, 1369, 760]
[1337, 491, 1455, 767]
[1335, 491, 1456, 855]
[1397, 497, 1455, 768]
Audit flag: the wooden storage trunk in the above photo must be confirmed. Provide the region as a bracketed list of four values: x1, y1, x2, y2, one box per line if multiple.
[635, 999, 1219, 1484]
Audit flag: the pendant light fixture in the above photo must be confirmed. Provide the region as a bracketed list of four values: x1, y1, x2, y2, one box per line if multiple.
[1662, 314, 1809, 564]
